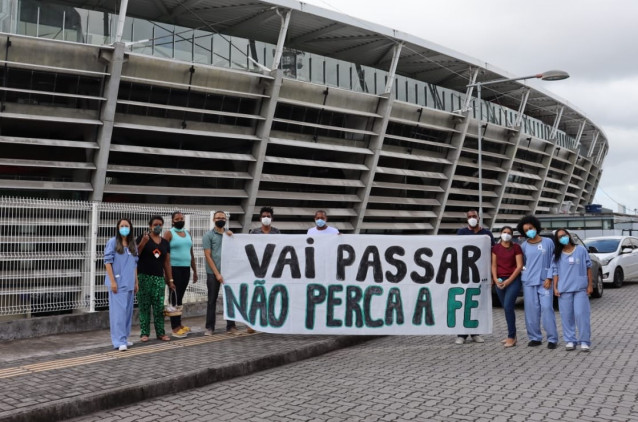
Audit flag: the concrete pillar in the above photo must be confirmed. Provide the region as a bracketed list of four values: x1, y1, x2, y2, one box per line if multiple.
[240, 70, 283, 232]
[90, 42, 126, 201]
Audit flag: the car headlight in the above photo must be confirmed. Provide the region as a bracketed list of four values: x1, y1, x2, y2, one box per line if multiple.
[601, 256, 614, 266]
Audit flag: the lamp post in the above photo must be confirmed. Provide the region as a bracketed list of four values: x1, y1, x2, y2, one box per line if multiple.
[466, 70, 570, 222]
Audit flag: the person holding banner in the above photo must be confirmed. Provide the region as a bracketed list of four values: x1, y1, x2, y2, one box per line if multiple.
[308, 210, 339, 235]
[455, 209, 494, 344]
[249, 206, 281, 234]
[491, 226, 523, 348]
[552, 228, 593, 352]
[203, 211, 238, 335]
[517, 215, 558, 349]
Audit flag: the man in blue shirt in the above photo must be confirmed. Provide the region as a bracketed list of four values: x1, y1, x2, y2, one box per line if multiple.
[455, 209, 494, 345]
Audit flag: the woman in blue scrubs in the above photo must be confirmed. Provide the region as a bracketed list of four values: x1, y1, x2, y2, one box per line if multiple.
[552, 228, 593, 352]
[104, 218, 139, 351]
[517, 215, 558, 349]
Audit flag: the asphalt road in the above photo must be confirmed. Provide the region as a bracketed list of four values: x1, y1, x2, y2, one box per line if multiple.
[69, 283, 638, 422]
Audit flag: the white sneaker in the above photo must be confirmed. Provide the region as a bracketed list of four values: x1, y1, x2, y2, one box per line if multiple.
[581, 344, 590, 352]
[203, 329, 214, 336]
[126, 341, 133, 347]
[455, 337, 465, 345]
[565, 342, 575, 350]
[472, 335, 485, 343]
[118, 344, 127, 351]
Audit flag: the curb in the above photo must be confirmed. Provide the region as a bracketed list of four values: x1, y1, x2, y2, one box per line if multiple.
[1, 335, 375, 422]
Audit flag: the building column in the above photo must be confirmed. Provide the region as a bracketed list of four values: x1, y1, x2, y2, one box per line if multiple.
[89, 42, 126, 201]
[240, 70, 283, 232]
[530, 107, 564, 214]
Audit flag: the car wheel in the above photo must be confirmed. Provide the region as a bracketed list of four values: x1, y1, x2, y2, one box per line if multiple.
[591, 270, 603, 298]
[612, 267, 624, 288]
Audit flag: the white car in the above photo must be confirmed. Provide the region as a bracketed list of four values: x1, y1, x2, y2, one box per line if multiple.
[584, 236, 638, 288]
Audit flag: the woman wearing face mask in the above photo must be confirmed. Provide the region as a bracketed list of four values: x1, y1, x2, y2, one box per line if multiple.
[163, 211, 198, 338]
[552, 228, 593, 352]
[516, 215, 558, 349]
[249, 206, 281, 234]
[491, 226, 523, 347]
[137, 215, 174, 342]
[104, 218, 139, 351]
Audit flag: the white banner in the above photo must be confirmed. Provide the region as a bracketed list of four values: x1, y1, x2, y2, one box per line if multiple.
[222, 234, 492, 335]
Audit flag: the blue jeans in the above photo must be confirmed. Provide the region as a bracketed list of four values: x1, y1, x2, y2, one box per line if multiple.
[496, 276, 522, 339]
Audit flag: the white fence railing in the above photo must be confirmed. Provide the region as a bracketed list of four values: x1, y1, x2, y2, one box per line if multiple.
[0, 197, 214, 317]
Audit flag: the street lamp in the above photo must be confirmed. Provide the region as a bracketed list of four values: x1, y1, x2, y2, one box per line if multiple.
[466, 70, 570, 223]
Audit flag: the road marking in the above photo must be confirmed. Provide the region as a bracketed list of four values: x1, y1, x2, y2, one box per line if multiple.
[0, 332, 255, 379]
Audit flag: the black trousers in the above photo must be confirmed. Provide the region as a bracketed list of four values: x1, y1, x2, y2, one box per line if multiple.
[169, 266, 190, 329]
[206, 273, 236, 331]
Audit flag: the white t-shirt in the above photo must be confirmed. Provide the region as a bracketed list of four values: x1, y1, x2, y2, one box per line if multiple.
[307, 226, 339, 235]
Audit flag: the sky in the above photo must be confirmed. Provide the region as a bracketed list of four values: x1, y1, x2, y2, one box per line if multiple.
[301, 0, 638, 214]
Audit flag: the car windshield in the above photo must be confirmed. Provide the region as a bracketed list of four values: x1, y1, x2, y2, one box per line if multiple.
[584, 239, 620, 254]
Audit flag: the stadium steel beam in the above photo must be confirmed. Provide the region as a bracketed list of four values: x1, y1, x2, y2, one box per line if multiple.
[90, 2, 129, 201]
[271, 9, 291, 72]
[530, 107, 563, 215]
[240, 7, 290, 231]
[352, 42, 402, 233]
[490, 89, 530, 230]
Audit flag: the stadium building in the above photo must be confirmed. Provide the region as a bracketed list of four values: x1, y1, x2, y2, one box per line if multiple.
[0, 0, 608, 234]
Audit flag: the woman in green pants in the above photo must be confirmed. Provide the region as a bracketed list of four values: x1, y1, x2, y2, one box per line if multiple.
[136, 215, 174, 342]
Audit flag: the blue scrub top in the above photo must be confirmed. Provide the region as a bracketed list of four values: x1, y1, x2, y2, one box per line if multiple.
[552, 244, 591, 293]
[521, 237, 554, 287]
[104, 237, 139, 292]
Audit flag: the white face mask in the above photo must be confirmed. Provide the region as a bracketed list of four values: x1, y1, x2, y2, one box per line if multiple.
[468, 218, 478, 228]
[501, 233, 512, 242]
[261, 217, 272, 226]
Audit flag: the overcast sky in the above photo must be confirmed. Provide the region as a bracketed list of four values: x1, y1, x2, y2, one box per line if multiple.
[302, 0, 638, 214]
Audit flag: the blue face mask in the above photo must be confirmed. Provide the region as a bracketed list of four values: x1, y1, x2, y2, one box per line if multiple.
[526, 229, 537, 239]
[559, 235, 570, 245]
[119, 226, 130, 237]
[315, 219, 326, 228]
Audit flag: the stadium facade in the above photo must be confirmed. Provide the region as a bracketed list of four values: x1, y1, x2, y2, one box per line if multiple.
[0, 0, 608, 234]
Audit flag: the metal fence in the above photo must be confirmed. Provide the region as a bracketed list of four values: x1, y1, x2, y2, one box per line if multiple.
[0, 197, 215, 317]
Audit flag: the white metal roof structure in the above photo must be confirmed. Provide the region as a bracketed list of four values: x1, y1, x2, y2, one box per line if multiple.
[0, 0, 608, 234]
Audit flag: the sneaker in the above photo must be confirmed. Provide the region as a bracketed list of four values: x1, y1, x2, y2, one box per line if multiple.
[547, 342, 557, 349]
[203, 329, 214, 336]
[172, 328, 188, 338]
[126, 341, 133, 347]
[246, 327, 256, 334]
[528, 340, 542, 347]
[455, 337, 465, 345]
[565, 342, 575, 351]
[227, 326, 240, 335]
[581, 344, 590, 352]
[471, 335, 484, 343]
[118, 344, 127, 351]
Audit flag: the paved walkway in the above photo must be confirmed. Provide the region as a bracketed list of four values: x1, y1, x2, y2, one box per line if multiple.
[0, 316, 372, 422]
[2, 283, 636, 422]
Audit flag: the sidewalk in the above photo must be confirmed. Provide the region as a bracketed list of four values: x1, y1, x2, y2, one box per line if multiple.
[0, 315, 373, 422]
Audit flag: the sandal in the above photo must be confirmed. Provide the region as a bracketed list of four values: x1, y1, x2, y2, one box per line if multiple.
[140, 335, 149, 342]
[157, 335, 171, 341]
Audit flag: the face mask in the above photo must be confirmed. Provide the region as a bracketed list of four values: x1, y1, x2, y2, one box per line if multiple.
[468, 218, 478, 228]
[173, 221, 185, 230]
[261, 217, 272, 226]
[526, 229, 537, 239]
[119, 226, 130, 237]
[500, 233, 512, 242]
[152, 225, 162, 235]
[559, 235, 570, 246]
[315, 219, 326, 228]
[215, 220, 226, 228]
